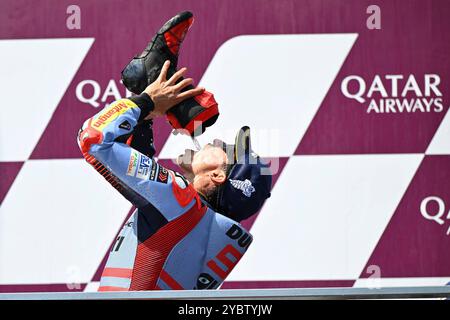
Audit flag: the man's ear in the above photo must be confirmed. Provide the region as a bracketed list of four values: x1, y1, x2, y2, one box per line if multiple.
[210, 169, 226, 185]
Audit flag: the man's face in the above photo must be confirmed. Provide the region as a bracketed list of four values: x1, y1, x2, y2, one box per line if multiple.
[177, 139, 228, 177]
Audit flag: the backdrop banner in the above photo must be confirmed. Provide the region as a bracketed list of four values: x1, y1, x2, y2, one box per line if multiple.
[0, 0, 449, 292]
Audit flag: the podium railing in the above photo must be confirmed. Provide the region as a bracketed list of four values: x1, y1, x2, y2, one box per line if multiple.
[0, 286, 449, 300]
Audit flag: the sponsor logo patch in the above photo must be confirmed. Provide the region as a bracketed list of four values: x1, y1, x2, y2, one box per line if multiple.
[229, 179, 255, 197]
[92, 100, 137, 130]
[126, 150, 139, 176]
[157, 166, 169, 184]
[136, 154, 151, 180]
[194, 273, 218, 290]
[119, 120, 131, 130]
[149, 162, 158, 181]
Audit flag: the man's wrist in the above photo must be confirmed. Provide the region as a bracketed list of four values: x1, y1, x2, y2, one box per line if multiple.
[128, 92, 155, 121]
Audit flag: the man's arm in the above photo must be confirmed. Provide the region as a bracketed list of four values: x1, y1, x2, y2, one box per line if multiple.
[77, 61, 204, 220]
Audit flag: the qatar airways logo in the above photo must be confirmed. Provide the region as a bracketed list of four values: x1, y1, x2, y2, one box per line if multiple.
[341, 74, 444, 113]
[76, 79, 131, 108]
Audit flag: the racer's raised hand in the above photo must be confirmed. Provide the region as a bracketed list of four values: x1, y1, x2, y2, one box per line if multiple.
[143, 60, 204, 118]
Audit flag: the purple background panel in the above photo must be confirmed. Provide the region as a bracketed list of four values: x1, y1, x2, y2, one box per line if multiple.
[1, 0, 449, 291]
[361, 155, 450, 278]
[1, 0, 446, 159]
[0, 283, 86, 293]
[296, 1, 450, 155]
[0, 162, 23, 204]
[222, 280, 355, 289]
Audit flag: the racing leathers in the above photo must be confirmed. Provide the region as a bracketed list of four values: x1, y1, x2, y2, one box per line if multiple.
[77, 93, 252, 291]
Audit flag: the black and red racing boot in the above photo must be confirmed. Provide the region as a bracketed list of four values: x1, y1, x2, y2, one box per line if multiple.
[121, 11, 219, 136]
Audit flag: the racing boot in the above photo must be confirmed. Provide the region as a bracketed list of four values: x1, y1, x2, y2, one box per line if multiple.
[121, 11, 219, 136]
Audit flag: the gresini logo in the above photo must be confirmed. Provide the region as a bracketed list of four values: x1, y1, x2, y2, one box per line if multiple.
[341, 74, 444, 114]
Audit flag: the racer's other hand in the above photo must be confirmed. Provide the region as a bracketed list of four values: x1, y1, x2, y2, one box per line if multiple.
[143, 60, 205, 119]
